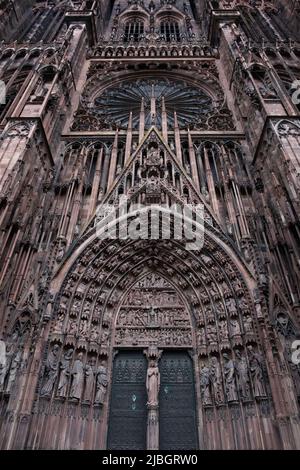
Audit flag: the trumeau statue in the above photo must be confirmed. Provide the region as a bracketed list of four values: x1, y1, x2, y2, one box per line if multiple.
[146, 359, 160, 407]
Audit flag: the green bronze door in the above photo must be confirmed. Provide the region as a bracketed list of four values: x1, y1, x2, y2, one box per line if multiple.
[159, 351, 199, 450]
[107, 351, 147, 450]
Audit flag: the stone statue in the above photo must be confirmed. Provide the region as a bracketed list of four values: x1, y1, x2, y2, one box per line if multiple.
[146, 359, 160, 406]
[248, 346, 267, 398]
[0, 340, 7, 391]
[70, 300, 81, 318]
[226, 297, 237, 316]
[147, 146, 160, 166]
[244, 315, 254, 334]
[235, 351, 251, 401]
[94, 363, 108, 405]
[207, 324, 217, 344]
[219, 320, 229, 341]
[70, 352, 84, 400]
[210, 357, 224, 405]
[53, 314, 65, 334]
[197, 328, 206, 347]
[57, 348, 73, 398]
[200, 365, 212, 406]
[41, 344, 60, 397]
[79, 319, 89, 338]
[100, 328, 110, 347]
[223, 353, 238, 402]
[56, 242, 66, 262]
[83, 357, 96, 402]
[90, 325, 99, 343]
[230, 319, 241, 337]
[6, 349, 22, 393]
[68, 319, 78, 336]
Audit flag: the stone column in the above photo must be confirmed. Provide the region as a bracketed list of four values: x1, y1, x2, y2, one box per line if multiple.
[147, 404, 159, 450]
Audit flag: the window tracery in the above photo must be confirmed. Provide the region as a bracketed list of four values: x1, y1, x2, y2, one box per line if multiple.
[160, 18, 181, 41]
[123, 18, 145, 42]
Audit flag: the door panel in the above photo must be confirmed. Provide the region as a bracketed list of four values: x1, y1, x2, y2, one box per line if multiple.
[159, 351, 198, 450]
[107, 351, 147, 450]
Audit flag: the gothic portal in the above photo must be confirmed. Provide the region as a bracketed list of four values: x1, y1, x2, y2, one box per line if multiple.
[0, 0, 300, 450]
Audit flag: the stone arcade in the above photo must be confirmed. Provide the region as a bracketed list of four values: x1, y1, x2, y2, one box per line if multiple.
[0, 0, 300, 450]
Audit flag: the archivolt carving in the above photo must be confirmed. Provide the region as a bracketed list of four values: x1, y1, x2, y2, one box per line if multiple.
[37, 222, 265, 409]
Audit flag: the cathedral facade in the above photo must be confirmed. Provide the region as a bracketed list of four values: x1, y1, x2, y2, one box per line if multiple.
[0, 0, 300, 450]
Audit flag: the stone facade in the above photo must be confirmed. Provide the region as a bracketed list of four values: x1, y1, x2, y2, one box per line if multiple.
[0, 0, 300, 450]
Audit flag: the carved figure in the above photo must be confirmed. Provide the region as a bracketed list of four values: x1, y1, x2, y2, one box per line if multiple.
[40, 344, 60, 397]
[70, 352, 84, 400]
[146, 359, 160, 406]
[94, 363, 108, 405]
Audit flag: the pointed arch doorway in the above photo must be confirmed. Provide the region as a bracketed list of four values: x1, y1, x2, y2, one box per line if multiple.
[107, 273, 199, 450]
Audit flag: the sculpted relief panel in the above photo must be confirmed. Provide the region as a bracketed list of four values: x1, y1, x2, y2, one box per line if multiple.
[115, 273, 192, 348]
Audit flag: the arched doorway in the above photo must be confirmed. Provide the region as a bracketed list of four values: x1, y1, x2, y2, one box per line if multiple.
[37, 233, 271, 450]
[107, 273, 199, 450]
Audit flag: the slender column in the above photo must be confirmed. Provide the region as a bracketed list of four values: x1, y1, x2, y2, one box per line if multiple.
[124, 112, 133, 164]
[100, 147, 111, 193]
[203, 146, 220, 219]
[139, 99, 145, 143]
[150, 84, 156, 124]
[231, 181, 249, 237]
[107, 130, 119, 189]
[66, 165, 87, 245]
[89, 148, 103, 217]
[187, 128, 200, 190]
[161, 97, 168, 143]
[174, 112, 182, 164]
[197, 148, 208, 195]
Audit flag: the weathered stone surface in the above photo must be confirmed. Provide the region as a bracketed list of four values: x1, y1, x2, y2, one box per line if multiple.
[0, 0, 299, 450]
